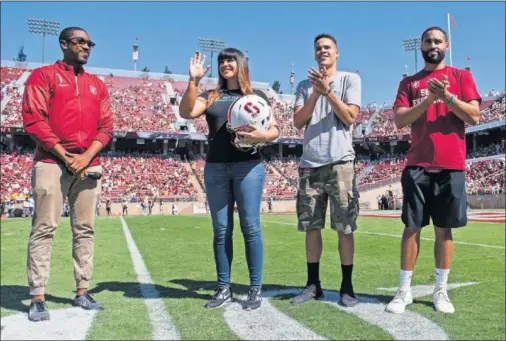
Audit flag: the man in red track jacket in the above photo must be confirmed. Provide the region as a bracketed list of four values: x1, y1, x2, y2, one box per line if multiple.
[22, 26, 113, 322]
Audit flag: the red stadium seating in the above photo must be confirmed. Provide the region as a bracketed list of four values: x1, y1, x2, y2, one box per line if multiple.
[1, 149, 504, 202]
[1, 70, 504, 139]
[0, 67, 25, 88]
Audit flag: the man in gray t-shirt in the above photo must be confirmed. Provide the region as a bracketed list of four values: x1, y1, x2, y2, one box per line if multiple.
[296, 73, 360, 168]
[291, 33, 361, 308]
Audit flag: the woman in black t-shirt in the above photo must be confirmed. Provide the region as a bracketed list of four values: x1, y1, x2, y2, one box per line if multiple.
[179, 48, 279, 310]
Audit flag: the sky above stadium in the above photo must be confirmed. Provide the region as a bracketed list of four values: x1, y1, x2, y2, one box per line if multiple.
[1, 1, 504, 104]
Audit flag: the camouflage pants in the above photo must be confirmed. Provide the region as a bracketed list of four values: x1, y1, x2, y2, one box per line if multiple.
[296, 161, 360, 234]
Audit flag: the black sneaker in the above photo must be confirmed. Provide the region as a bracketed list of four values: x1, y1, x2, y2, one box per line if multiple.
[28, 300, 50, 322]
[340, 284, 358, 307]
[73, 293, 104, 310]
[339, 292, 359, 307]
[290, 284, 324, 304]
[205, 286, 232, 309]
[243, 287, 262, 311]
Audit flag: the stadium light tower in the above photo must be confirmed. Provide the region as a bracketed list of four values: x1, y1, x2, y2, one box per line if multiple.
[28, 18, 61, 64]
[133, 44, 139, 72]
[402, 37, 421, 74]
[198, 38, 225, 78]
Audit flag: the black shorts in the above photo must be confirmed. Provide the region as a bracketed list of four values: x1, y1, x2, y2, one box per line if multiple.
[401, 166, 467, 228]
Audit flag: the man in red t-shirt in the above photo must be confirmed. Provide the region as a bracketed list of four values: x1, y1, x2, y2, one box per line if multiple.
[385, 26, 481, 315]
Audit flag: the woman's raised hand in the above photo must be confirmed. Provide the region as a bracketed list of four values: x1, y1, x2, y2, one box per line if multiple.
[189, 52, 210, 82]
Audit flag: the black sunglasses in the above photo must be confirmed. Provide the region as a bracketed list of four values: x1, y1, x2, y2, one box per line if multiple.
[67, 37, 96, 48]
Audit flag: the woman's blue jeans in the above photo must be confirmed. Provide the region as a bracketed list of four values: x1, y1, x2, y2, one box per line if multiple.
[204, 160, 265, 289]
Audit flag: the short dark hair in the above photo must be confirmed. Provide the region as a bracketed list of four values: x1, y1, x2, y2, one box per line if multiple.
[59, 27, 87, 41]
[314, 33, 337, 47]
[421, 26, 448, 42]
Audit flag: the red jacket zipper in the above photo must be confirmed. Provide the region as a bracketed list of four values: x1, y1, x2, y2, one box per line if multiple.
[75, 74, 83, 152]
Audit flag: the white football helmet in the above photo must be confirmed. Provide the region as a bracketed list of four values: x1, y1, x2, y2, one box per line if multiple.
[227, 94, 272, 152]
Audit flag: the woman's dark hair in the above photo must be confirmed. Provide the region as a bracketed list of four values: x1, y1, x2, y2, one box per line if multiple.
[207, 48, 253, 107]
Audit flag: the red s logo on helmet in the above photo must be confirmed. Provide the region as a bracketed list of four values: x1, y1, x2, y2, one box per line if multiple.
[244, 102, 261, 118]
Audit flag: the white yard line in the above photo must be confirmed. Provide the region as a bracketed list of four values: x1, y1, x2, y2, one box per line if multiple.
[320, 290, 449, 340]
[260, 283, 472, 341]
[263, 220, 505, 250]
[120, 217, 180, 340]
[0, 307, 96, 340]
[260, 283, 475, 340]
[360, 212, 505, 222]
[356, 231, 505, 249]
[223, 293, 326, 340]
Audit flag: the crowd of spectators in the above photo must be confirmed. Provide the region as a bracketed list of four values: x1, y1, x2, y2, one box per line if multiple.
[467, 142, 505, 159]
[359, 154, 407, 185]
[1, 88, 23, 126]
[262, 161, 297, 199]
[0, 67, 505, 207]
[1, 67, 504, 140]
[368, 109, 410, 137]
[0, 67, 24, 89]
[466, 159, 505, 195]
[100, 152, 197, 202]
[1, 147, 504, 205]
[105, 76, 177, 132]
[0, 146, 33, 202]
[475, 95, 506, 126]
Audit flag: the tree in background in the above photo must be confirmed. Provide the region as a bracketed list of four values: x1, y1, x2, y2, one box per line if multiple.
[140, 66, 150, 79]
[14, 45, 27, 62]
[272, 80, 282, 94]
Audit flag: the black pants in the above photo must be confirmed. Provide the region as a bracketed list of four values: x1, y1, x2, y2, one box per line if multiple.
[401, 167, 467, 228]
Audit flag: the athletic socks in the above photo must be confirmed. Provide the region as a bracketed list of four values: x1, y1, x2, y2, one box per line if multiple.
[307, 262, 320, 287]
[400, 270, 413, 290]
[307, 263, 356, 296]
[435, 268, 450, 289]
[340, 264, 355, 296]
[398, 269, 449, 290]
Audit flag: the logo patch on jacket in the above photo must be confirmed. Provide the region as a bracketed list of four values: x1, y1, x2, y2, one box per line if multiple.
[55, 73, 69, 87]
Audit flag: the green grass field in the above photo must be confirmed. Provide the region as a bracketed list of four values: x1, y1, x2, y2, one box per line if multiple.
[1, 214, 504, 340]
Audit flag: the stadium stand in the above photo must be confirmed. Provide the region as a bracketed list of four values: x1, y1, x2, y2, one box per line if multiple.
[475, 95, 506, 125]
[3, 148, 502, 204]
[359, 156, 406, 186]
[1, 62, 505, 214]
[0, 66, 25, 88]
[466, 159, 505, 195]
[1, 65, 504, 139]
[369, 108, 411, 137]
[99, 152, 198, 202]
[105, 76, 178, 132]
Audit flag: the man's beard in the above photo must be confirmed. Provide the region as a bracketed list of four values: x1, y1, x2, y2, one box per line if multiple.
[421, 49, 445, 64]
